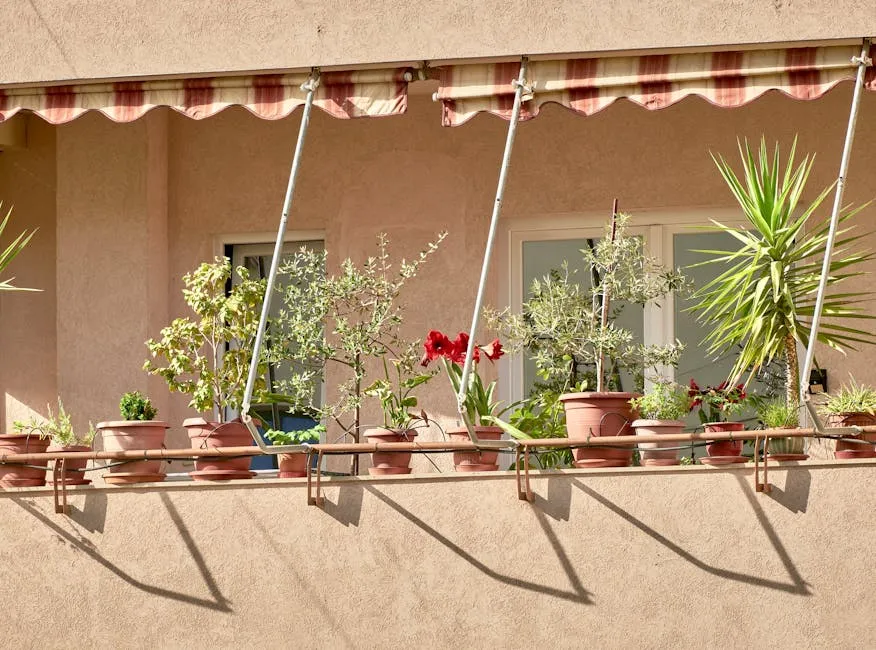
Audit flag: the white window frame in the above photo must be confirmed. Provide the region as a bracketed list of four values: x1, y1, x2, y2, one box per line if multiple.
[496, 208, 746, 404]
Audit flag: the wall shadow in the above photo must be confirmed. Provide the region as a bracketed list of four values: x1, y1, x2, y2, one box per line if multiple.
[765, 467, 811, 513]
[12, 495, 232, 612]
[363, 484, 591, 604]
[569, 477, 810, 596]
[69, 490, 107, 533]
[322, 483, 363, 527]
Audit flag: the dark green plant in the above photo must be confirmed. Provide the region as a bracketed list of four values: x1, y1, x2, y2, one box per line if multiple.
[630, 381, 693, 421]
[119, 391, 157, 421]
[0, 204, 38, 292]
[264, 424, 324, 445]
[144, 258, 268, 420]
[689, 136, 876, 410]
[14, 398, 96, 447]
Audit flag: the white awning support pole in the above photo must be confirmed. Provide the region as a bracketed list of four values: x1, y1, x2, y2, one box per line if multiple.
[242, 69, 320, 452]
[800, 39, 872, 406]
[456, 57, 530, 444]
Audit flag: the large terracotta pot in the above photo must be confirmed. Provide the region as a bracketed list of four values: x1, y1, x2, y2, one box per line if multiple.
[0, 434, 50, 487]
[560, 392, 637, 468]
[827, 413, 876, 459]
[703, 421, 746, 463]
[633, 419, 683, 466]
[47, 443, 92, 485]
[447, 426, 503, 472]
[184, 418, 255, 480]
[363, 428, 417, 475]
[98, 420, 169, 484]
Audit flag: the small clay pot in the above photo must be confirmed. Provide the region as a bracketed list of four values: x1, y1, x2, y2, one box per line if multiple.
[278, 453, 308, 478]
[98, 420, 169, 483]
[447, 426, 503, 471]
[47, 443, 92, 485]
[184, 418, 256, 480]
[363, 428, 417, 475]
[0, 434, 50, 487]
[703, 422, 745, 461]
[633, 419, 683, 466]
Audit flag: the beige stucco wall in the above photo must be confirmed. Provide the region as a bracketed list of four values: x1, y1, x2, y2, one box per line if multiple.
[4, 82, 876, 458]
[0, 1, 874, 85]
[1, 463, 875, 647]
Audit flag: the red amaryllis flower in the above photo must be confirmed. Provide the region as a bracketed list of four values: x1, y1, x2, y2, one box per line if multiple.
[450, 332, 480, 364]
[421, 330, 453, 366]
[688, 378, 700, 397]
[480, 338, 504, 362]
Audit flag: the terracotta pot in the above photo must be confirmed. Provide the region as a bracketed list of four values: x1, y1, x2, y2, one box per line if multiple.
[632, 419, 683, 466]
[278, 453, 308, 478]
[827, 413, 876, 459]
[47, 443, 92, 485]
[560, 392, 637, 468]
[447, 426, 503, 471]
[98, 420, 169, 483]
[363, 428, 417, 475]
[184, 418, 255, 480]
[703, 422, 745, 460]
[0, 434, 50, 487]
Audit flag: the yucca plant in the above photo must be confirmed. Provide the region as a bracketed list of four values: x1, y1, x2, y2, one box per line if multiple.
[0, 204, 38, 292]
[689, 136, 876, 411]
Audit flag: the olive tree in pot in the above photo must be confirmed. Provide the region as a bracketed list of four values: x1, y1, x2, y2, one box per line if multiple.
[420, 330, 507, 471]
[15, 399, 96, 485]
[492, 211, 686, 468]
[269, 233, 445, 476]
[688, 137, 876, 459]
[96, 392, 169, 484]
[820, 379, 876, 459]
[144, 258, 268, 481]
[629, 381, 693, 466]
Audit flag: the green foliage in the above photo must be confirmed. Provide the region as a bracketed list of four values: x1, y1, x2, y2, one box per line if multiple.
[272, 233, 445, 433]
[0, 204, 38, 292]
[755, 398, 799, 428]
[688, 381, 747, 424]
[489, 214, 686, 395]
[689, 137, 876, 406]
[119, 391, 157, 421]
[442, 357, 509, 425]
[264, 424, 324, 445]
[144, 258, 268, 420]
[679, 455, 695, 466]
[821, 377, 876, 415]
[14, 398, 96, 447]
[630, 381, 693, 421]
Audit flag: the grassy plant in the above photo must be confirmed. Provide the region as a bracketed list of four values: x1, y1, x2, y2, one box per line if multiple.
[821, 377, 876, 415]
[0, 204, 38, 292]
[14, 398, 96, 447]
[756, 398, 799, 428]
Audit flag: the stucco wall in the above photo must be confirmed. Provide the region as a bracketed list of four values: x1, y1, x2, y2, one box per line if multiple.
[1, 463, 875, 647]
[4, 84, 876, 456]
[0, 1, 873, 85]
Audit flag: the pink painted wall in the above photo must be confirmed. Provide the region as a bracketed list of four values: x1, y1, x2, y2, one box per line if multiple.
[3, 83, 876, 464]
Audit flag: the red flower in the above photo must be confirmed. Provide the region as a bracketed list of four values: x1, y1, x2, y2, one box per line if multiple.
[480, 338, 504, 362]
[688, 378, 700, 397]
[450, 332, 480, 364]
[421, 330, 453, 366]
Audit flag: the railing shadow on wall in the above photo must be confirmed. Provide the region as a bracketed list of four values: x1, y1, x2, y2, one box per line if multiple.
[12, 493, 233, 612]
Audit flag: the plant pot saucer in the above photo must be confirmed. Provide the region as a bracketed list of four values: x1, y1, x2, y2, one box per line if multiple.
[103, 472, 167, 485]
[700, 456, 748, 465]
[49, 478, 92, 486]
[836, 450, 876, 460]
[454, 463, 499, 472]
[189, 470, 256, 481]
[278, 471, 307, 479]
[0, 478, 47, 488]
[368, 467, 412, 476]
[642, 459, 680, 467]
[767, 454, 809, 462]
[573, 459, 629, 469]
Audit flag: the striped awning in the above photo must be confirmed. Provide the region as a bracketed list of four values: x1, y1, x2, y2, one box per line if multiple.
[0, 68, 411, 124]
[436, 44, 876, 126]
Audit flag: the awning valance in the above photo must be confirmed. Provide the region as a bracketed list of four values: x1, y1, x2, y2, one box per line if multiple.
[0, 68, 412, 124]
[436, 45, 876, 126]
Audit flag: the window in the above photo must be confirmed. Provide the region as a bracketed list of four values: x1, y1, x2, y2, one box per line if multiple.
[500, 209, 767, 429]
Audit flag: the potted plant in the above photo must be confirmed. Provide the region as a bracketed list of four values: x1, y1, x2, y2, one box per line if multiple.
[265, 425, 324, 477]
[15, 399, 96, 485]
[820, 379, 876, 459]
[270, 232, 446, 475]
[629, 381, 693, 466]
[96, 392, 169, 484]
[144, 258, 268, 481]
[689, 380, 748, 463]
[688, 137, 875, 440]
[421, 330, 507, 471]
[492, 211, 686, 468]
[756, 398, 807, 461]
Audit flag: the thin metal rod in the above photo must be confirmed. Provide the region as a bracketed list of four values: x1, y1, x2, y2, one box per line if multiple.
[240, 69, 320, 454]
[800, 39, 872, 402]
[456, 57, 530, 442]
